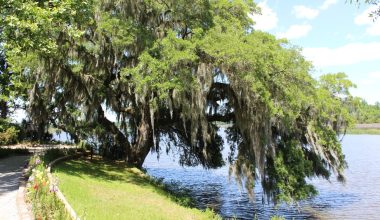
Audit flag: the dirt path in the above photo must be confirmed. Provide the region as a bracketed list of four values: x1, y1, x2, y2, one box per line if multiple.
[0, 156, 29, 220]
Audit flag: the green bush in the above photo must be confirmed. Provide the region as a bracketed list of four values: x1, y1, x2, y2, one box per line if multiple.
[0, 118, 21, 145]
[42, 148, 77, 164]
[0, 126, 19, 145]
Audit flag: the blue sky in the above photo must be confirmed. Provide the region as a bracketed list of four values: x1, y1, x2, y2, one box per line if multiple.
[251, 0, 380, 104]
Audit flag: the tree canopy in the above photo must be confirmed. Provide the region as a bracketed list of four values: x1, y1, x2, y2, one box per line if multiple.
[0, 0, 355, 203]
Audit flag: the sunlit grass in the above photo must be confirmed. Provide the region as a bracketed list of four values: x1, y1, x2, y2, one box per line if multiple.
[53, 158, 220, 220]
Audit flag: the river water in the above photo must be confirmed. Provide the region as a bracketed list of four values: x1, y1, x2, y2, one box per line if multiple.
[143, 134, 380, 219]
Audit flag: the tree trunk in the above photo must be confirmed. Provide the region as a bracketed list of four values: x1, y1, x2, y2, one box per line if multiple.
[0, 100, 8, 119]
[37, 122, 46, 141]
[127, 104, 154, 168]
[97, 106, 132, 159]
[96, 105, 153, 168]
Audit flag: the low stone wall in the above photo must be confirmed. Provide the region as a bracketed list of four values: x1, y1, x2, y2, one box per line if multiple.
[3, 144, 78, 154]
[47, 154, 82, 220]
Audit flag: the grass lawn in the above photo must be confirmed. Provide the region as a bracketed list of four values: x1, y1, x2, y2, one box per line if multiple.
[53, 158, 220, 220]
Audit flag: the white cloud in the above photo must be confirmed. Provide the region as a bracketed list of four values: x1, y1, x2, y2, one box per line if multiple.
[293, 5, 319, 20]
[291, 1, 337, 21]
[303, 42, 380, 67]
[367, 24, 380, 35]
[354, 5, 380, 36]
[368, 71, 380, 79]
[359, 79, 375, 86]
[358, 72, 380, 86]
[277, 24, 312, 39]
[354, 71, 380, 103]
[250, 1, 278, 31]
[354, 6, 376, 25]
[320, 0, 338, 10]
[351, 87, 380, 104]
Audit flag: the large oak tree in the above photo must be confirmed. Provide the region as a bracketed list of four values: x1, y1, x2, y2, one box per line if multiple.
[0, 0, 355, 203]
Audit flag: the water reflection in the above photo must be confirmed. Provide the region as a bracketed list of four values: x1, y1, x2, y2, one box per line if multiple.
[144, 134, 380, 219]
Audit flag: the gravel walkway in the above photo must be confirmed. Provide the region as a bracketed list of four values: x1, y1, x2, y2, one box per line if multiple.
[0, 156, 29, 220]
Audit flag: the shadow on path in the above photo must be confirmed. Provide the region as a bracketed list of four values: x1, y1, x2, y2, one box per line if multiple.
[0, 155, 29, 220]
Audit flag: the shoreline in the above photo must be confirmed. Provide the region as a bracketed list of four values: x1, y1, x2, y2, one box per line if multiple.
[347, 123, 380, 135]
[354, 123, 380, 129]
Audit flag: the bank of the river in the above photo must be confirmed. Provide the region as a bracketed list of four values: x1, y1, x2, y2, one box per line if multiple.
[53, 158, 221, 220]
[347, 123, 380, 135]
[144, 134, 380, 220]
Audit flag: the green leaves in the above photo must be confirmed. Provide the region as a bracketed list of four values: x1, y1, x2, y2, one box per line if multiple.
[97, 11, 135, 50]
[1, 0, 93, 59]
[125, 30, 197, 98]
[319, 72, 356, 97]
[265, 140, 317, 203]
[350, 97, 380, 123]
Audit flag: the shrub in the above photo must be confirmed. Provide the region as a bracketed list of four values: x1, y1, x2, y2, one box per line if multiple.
[0, 126, 19, 145]
[42, 148, 77, 164]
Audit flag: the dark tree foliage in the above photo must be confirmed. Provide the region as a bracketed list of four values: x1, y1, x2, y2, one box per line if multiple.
[0, 47, 11, 118]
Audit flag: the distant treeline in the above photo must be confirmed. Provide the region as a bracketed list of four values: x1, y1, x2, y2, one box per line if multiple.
[353, 98, 380, 124]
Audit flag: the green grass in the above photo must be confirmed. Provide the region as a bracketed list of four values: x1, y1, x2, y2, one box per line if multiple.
[346, 128, 380, 135]
[53, 159, 221, 220]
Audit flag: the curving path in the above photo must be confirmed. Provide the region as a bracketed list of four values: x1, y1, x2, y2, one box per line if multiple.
[0, 155, 29, 220]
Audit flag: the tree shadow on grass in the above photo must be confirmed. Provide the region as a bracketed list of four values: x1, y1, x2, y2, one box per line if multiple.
[53, 158, 197, 208]
[53, 158, 150, 186]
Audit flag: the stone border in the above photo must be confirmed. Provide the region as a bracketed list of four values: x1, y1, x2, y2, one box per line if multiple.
[3, 144, 78, 155]
[47, 154, 82, 220]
